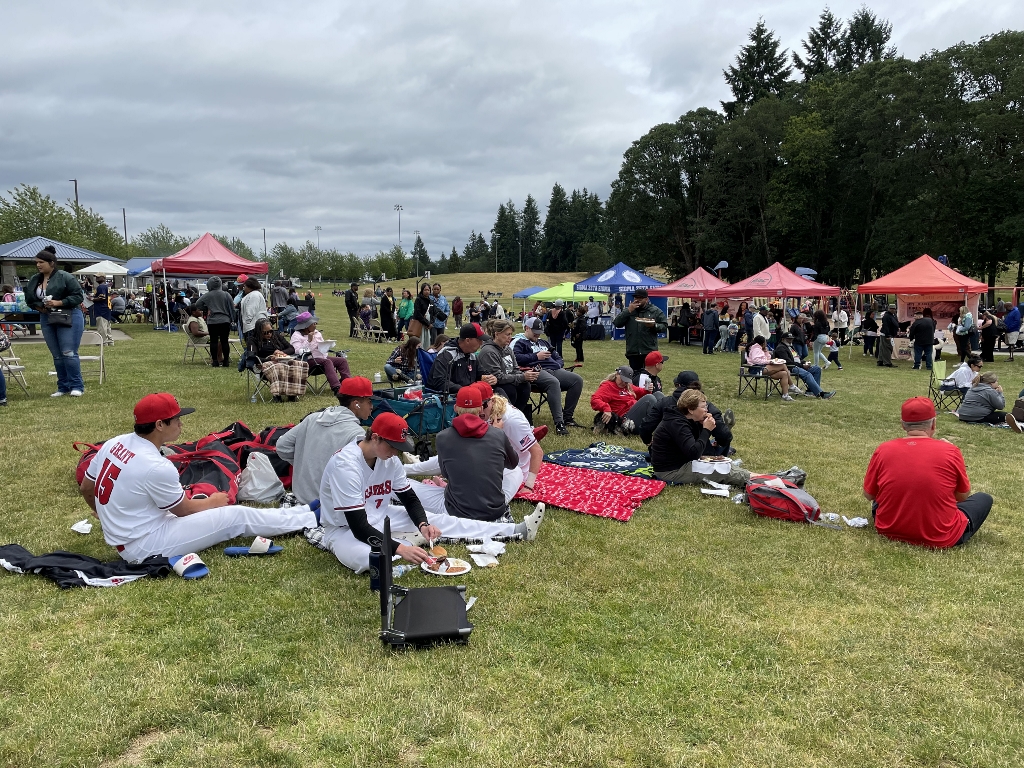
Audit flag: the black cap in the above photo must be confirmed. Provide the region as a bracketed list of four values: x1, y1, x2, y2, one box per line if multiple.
[674, 370, 700, 386]
[781, 332, 794, 340]
[634, 289, 649, 298]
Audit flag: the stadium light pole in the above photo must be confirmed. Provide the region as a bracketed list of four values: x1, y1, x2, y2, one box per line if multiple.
[314, 225, 321, 249]
[69, 179, 79, 230]
[394, 204, 403, 247]
[492, 231, 500, 273]
[413, 230, 420, 278]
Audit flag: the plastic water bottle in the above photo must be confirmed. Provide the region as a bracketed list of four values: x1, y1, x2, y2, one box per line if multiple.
[374, 371, 382, 382]
[392, 564, 416, 578]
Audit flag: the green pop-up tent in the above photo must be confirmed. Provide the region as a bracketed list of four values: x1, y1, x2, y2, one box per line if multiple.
[528, 282, 595, 302]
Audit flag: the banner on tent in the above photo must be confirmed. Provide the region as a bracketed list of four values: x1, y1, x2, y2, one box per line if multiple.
[897, 293, 979, 327]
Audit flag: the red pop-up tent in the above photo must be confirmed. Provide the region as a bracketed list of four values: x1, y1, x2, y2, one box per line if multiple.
[648, 267, 731, 299]
[151, 233, 268, 276]
[724, 261, 840, 298]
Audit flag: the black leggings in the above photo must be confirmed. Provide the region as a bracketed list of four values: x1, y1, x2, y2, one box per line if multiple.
[207, 322, 231, 364]
[571, 337, 584, 363]
[956, 493, 993, 545]
[963, 411, 1007, 425]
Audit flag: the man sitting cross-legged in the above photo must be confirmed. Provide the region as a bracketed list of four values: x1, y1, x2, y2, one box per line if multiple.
[773, 332, 836, 399]
[650, 389, 753, 486]
[80, 393, 318, 563]
[405, 381, 544, 512]
[512, 316, 584, 435]
[864, 397, 992, 548]
[316, 412, 544, 574]
[639, 371, 733, 455]
[276, 376, 375, 505]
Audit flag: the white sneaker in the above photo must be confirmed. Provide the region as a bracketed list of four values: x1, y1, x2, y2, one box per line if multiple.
[781, 394, 794, 401]
[51, 391, 66, 398]
[1007, 413, 1022, 434]
[788, 386, 801, 394]
[69, 389, 83, 397]
[823, 361, 832, 369]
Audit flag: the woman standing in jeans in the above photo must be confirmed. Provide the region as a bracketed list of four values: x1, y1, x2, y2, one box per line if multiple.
[811, 309, 831, 368]
[24, 245, 85, 397]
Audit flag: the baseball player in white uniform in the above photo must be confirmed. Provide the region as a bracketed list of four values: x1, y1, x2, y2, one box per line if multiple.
[79, 393, 318, 563]
[404, 381, 542, 509]
[317, 412, 544, 574]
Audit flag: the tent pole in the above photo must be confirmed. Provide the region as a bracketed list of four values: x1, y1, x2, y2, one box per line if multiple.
[163, 268, 172, 333]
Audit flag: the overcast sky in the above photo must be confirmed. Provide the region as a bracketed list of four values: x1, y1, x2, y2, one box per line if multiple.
[2, 0, 1022, 259]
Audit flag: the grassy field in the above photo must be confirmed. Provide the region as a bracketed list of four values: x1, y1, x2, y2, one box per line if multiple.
[2, 272, 1023, 768]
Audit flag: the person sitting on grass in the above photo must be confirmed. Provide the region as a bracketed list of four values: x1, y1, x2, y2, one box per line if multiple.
[639, 371, 733, 455]
[384, 335, 420, 384]
[744, 336, 797, 401]
[428, 334, 449, 353]
[290, 312, 351, 396]
[957, 372, 1012, 427]
[276, 377, 375, 505]
[314, 411, 545, 574]
[591, 365, 657, 436]
[80, 393, 319, 563]
[250, 317, 309, 403]
[772, 332, 835, 399]
[649, 389, 752, 486]
[632, 351, 668, 397]
[864, 397, 992, 548]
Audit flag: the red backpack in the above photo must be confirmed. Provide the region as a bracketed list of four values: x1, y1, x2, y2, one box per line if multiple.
[746, 475, 822, 524]
[163, 440, 241, 503]
[73, 441, 106, 486]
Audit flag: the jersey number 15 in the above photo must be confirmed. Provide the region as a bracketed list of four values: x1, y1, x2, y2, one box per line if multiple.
[94, 459, 122, 504]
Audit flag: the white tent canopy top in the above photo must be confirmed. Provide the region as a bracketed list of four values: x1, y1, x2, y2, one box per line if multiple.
[73, 260, 129, 276]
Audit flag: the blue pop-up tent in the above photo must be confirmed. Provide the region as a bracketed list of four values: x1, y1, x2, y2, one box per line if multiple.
[573, 262, 665, 294]
[513, 285, 547, 312]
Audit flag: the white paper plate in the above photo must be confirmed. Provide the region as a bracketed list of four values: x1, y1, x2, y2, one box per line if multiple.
[420, 557, 472, 577]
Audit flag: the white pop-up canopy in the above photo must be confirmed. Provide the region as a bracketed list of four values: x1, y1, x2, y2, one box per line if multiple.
[73, 260, 129, 276]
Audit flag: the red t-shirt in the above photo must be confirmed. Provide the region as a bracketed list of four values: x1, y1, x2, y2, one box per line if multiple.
[863, 437, 970, 548]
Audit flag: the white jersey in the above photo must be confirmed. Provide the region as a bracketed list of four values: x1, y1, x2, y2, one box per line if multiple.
[86, 432, 185, 547]
[501, 405, 536, 476]
[587, 301, 601, 318]
[319, 440, 411, 529]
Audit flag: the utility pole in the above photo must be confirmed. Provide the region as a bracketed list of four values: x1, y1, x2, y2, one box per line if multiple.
[518, 233, 522, 272]
[315, 225, 321, 249]
[263, 228, 267, 260]
[394, 204, 403, 247]
[492, 231, 500, 273]
[69, 179, 79, 229]
[122, 208, 128, 244]
[413, 230, 420, 278]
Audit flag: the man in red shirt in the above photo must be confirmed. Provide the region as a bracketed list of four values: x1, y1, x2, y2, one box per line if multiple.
[864, 397, 992, 548]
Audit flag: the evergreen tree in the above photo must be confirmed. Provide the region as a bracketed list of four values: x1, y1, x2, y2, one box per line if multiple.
[541, 183, 572, 271]
[492, 200, 521, 271]
[520, 195, 543, 270]
[722, 19, 793, 117]
[411, 235, 430, 276]
[793, 9, 846, 80]
[448, 246, 461, 274]
[843, 6, 896, 69]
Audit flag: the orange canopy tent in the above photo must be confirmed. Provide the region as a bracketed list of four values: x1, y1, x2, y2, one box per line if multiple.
[856, 254, 987, 295]
[648, 267, 731, 299]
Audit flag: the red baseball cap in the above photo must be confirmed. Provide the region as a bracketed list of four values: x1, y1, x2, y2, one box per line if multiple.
[459, 323, 484, 339]
[236, 274, 248, 283]
[901, 397, 936, 422]
[645, 351, 667, 366]
[371, 412, 414, 451]
[474, 381, 494, 401]
[340, 376, 373, 397]
[133, 393, 195, 424]
[456, 386, 482, 409]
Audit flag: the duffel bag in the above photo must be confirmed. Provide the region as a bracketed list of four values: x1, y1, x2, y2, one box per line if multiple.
[73, 441, 107, 486]
[231, 441, 293, 490]
[163, 440, 241, 503]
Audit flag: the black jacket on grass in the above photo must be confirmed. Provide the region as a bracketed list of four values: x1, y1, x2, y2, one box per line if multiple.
[650, 408, 711, 473]
[639, 386, 731, 450]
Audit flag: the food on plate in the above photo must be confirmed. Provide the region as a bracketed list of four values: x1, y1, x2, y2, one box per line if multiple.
[429, 546, 447, 557]
[424, 556, 469, 575]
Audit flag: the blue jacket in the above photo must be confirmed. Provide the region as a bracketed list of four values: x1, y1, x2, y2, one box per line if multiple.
[1005, 306, 1021, 333]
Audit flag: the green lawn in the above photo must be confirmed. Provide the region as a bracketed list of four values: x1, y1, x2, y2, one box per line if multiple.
[1, 276, 1023, 768]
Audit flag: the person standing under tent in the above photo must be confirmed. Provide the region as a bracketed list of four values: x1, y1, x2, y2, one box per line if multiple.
[878, 304, 899, 368]
[586, 296, 602, 325]
[195, 276, 235, 368]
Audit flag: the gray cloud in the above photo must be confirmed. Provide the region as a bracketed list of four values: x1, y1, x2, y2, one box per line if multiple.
[1, 0, 1021, 258]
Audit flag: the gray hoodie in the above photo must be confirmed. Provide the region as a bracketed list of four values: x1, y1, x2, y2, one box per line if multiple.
[195, 276, 236, 325]
[957, 383, 1005, 423]
[476, 339, 526, 386]
[276, 406, 365, 504]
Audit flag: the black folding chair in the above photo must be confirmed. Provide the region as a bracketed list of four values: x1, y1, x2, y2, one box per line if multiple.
[378, 516, 473, 650]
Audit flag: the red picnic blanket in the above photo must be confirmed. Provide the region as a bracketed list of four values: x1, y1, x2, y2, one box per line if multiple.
[513, 463, 665, 522]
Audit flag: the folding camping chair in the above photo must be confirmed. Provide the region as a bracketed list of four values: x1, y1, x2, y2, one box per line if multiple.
[737, 349, 781, 401]
[527, 363, 583, 420]
[240, 353, 271, 403]
[378, 516, 473, 650]
[0, 348, 29, 397]
[928, 360, 963, 412]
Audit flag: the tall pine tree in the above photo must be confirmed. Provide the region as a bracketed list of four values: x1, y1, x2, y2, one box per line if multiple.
[793, 9, 845, 80]
[722, 19, 793, 117]
[541, 183, 572, 271]
[521, 195, 543, 270]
